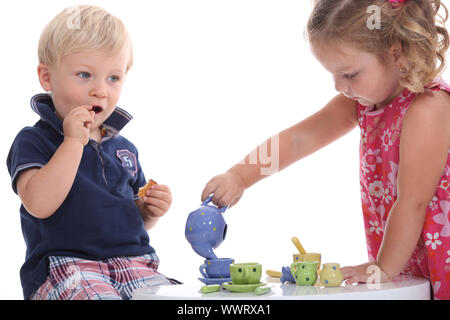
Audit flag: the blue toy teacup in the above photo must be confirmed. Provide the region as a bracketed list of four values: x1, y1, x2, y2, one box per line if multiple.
[199, 258, 234, 279]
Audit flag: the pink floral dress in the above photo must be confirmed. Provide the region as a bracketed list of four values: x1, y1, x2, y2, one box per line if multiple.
[358, 78, 450, 300]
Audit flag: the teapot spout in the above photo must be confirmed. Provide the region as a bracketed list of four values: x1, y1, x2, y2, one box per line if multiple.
[191, 244, 218, 260]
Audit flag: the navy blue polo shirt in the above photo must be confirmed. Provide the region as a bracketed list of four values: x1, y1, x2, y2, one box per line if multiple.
[6, 94, 155, 299]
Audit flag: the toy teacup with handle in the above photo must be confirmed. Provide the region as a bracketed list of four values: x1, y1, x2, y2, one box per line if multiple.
[230, 263, 262, 285]
[199, 258, 234, 279]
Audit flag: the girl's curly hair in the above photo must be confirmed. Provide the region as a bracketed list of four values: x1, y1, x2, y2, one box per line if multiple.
[307, 0, 449, 92]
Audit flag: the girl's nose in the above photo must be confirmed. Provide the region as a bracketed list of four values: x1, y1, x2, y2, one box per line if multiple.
[333, 77, 345, 92]
[333, 77, 350, 95]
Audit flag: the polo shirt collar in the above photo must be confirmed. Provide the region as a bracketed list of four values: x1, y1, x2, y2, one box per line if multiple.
[30, 93, 133, 136]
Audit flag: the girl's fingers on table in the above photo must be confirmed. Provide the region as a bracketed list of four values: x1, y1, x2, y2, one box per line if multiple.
[340, 267, 355, 279]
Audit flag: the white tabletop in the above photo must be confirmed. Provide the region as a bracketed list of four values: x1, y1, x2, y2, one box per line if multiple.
[132, 275, 430, 300]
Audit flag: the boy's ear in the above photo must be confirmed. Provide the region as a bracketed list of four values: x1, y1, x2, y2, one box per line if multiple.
[37, 63, 52, 92]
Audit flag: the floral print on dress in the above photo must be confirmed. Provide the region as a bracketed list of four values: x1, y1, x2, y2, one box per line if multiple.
[358, 78, 450, 300]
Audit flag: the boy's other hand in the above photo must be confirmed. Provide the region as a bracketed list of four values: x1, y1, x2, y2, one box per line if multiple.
[63, 105, 95, 146]
[142, 184, 172, 218]
[201, 172, 246, 208]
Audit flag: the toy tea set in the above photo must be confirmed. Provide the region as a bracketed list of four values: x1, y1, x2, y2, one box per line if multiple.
[185, 196, 267, 294]
[185, 197, 343, 295]
[266, 236, 344, 287]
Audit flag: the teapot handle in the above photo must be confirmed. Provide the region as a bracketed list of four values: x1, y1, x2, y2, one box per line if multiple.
[202, 195, 228, 213]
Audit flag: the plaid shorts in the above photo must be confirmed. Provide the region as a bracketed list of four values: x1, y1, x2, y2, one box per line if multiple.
[31, 253, 180, 300]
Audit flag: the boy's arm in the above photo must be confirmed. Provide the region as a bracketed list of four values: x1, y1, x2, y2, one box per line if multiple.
[16, 138, 84, 219]
[135, 184, 172, 231]
[16, 106, 94, 219]
[135, 199, 160, 230]
[231, 93, 358, 188]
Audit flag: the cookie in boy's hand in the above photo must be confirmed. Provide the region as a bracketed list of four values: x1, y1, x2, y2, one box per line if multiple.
[138, 179, 158, 199]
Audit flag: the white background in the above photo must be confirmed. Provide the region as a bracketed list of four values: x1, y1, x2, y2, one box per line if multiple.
[0, 1, 448, 299]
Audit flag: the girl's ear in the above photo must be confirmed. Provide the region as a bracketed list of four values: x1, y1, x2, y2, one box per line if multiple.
[389, 42, 407, 70]
[37, 63, 52, 92]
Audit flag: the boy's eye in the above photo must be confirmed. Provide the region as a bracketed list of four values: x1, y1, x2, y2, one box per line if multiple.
[109, 75, 120, 82]
[77, 72, 90, 78]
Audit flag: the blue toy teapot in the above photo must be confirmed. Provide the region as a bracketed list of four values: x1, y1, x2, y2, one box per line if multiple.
[185, 196, 228, 260]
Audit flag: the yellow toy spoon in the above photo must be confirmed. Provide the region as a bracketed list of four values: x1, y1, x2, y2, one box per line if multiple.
[265, 270, 282, 278]
[291, 236, 306, 254]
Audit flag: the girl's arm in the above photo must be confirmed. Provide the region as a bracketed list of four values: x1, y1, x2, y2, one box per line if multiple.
[342, 91, 450, 283]
[202, 93, 359, 206]
[377, 91, 450, 277]
[235, 93, 358, 185]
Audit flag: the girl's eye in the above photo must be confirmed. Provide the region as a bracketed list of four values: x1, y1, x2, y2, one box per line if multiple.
[109, 75, 120, 82]
[344, 72, 358, 80]
[77, 72, 90, 78]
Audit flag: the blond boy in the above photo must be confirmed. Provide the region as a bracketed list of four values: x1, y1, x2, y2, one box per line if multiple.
[7, 5, 178, 300]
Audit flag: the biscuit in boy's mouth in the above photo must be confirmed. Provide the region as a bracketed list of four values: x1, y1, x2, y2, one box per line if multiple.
[92, 106, 103, 113]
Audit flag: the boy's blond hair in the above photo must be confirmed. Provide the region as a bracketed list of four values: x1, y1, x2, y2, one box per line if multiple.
[307, 0, 449, 93]
[38, 5, 133, 71]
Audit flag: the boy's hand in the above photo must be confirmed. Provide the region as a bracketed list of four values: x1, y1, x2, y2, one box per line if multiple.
[341, 261, 392, 285]
[201, 172, 246, 208]
[141, 184, 172, 218]
[63, 105, 95, 146]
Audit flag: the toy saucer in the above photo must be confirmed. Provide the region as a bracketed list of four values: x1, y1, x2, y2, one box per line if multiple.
[198, 277, 231, 285]
[222, 282, 266, 293]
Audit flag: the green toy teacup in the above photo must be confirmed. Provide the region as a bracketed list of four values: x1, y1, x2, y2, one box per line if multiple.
[290, 261, 319, 286]
[230, 263, 262, 285]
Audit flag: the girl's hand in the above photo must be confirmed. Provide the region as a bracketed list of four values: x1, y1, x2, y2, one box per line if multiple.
[63, 105, 95, 146]
[201, 172, 246, 208]
[141, 184, 172, 218]
[341, 261, 392, 285]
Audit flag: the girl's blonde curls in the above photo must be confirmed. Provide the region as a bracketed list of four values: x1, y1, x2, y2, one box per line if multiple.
[307, 0, 449, 92]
